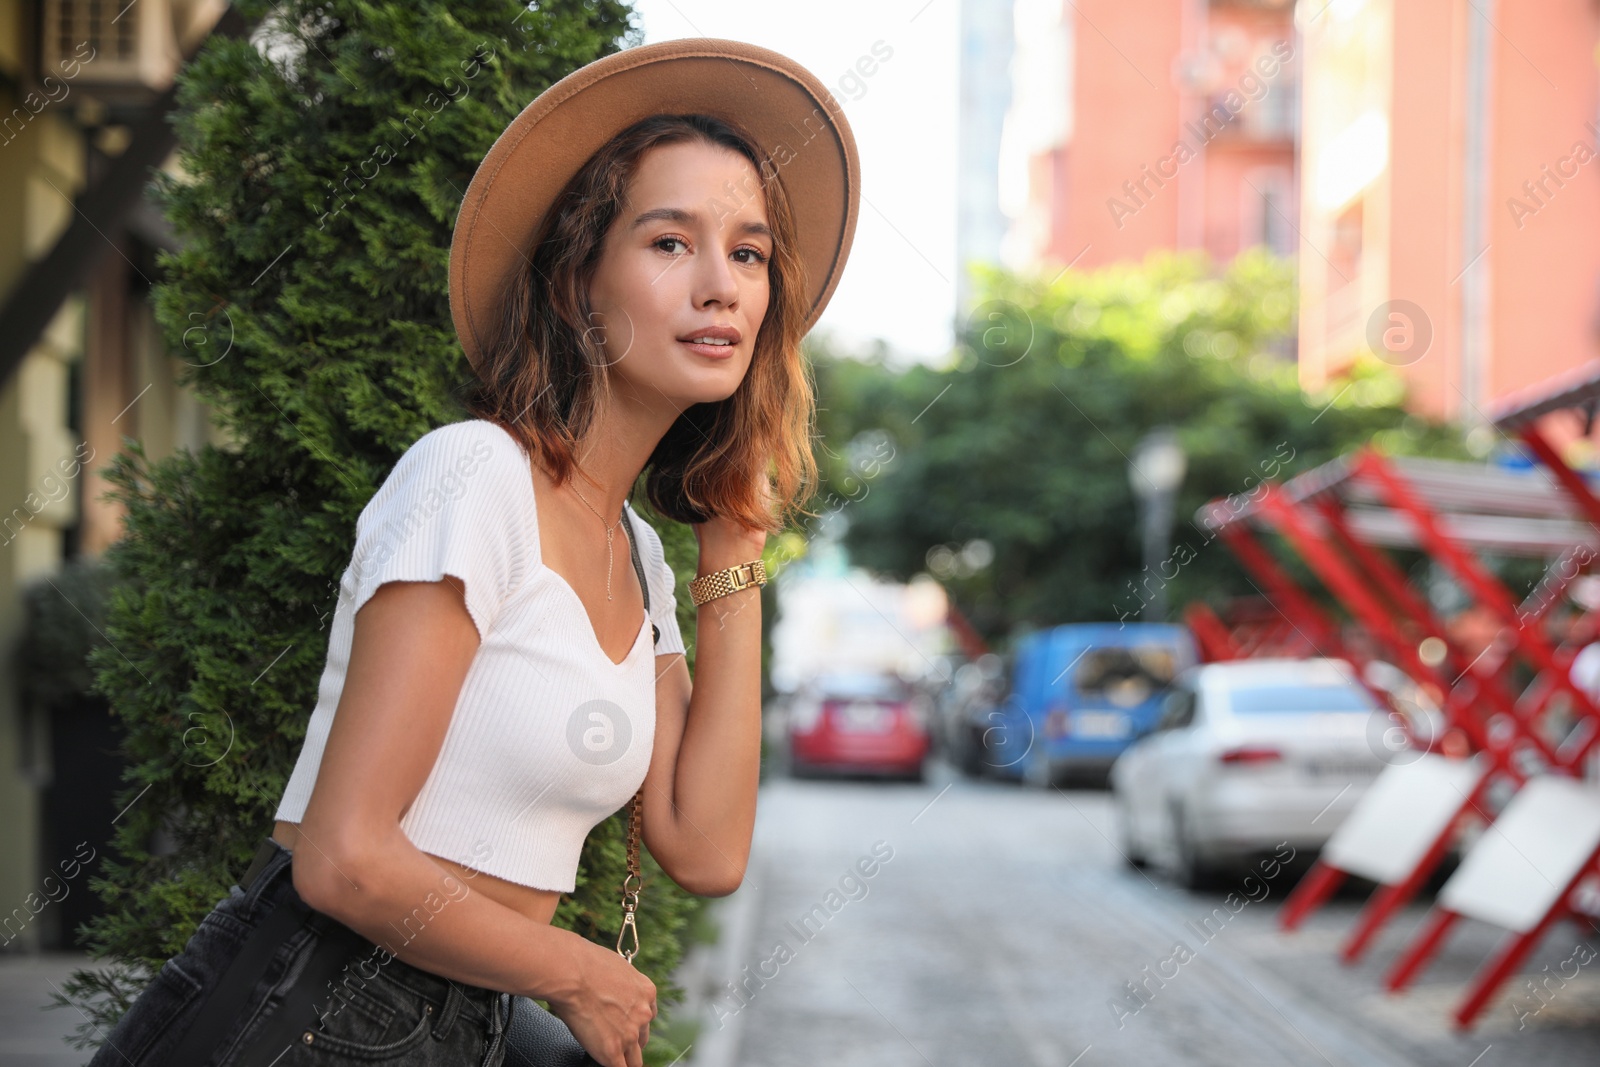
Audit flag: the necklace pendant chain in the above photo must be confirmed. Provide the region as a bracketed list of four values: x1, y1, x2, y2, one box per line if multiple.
[570, 481, 626, 601]
[603, 526, 615, 600]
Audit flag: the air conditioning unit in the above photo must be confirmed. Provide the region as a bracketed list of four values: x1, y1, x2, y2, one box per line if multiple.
[38, 0, 186, 103]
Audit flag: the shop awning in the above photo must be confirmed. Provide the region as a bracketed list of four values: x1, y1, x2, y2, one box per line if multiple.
[1196, 454, 1593, 556]
[1490, 359, 1600, 429]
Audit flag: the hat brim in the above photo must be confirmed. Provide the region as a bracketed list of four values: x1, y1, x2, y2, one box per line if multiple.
[449, 38, 861, 370]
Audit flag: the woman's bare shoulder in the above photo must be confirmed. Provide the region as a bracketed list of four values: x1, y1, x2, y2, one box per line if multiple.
[377, 419, 531, 493]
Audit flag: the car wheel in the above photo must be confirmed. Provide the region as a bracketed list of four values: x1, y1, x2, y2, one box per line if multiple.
[1023, 747, 1056, 790]
[956, 724, 987, 778]
[1171, 801, 1215, 891]
[1115, 793, 1146, 869]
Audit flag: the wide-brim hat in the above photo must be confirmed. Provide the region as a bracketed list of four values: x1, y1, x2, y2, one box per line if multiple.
[449, 38, 862, 372]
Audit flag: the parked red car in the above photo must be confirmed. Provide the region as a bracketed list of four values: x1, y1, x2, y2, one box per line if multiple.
[785, 670, 931, 782]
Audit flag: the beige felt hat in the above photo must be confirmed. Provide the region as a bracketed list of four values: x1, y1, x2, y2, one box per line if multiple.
[448, 38, 862, 372]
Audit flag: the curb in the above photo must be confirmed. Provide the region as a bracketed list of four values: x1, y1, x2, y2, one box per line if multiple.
[675, 850, 766, 1067]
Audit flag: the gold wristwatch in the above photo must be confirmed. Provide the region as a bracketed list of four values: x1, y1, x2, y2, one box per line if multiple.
[689, 559, 768, 607]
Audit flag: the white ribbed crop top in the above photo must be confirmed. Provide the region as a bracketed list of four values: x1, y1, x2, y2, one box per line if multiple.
[273, 419, 686, 892]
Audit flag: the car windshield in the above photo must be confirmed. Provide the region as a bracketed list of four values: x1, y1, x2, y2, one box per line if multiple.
[1074, 647, 1179, 707]
[812, 673, 907, 702]
[1227, 682, 1378, 714]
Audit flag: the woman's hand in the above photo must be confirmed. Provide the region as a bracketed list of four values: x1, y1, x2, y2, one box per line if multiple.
[546, 942, 658, 1067]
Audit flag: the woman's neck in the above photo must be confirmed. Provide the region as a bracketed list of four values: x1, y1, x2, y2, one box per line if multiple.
[565, 380, 685, 516]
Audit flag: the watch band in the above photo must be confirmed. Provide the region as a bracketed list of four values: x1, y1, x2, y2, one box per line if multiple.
[689, 559, 768, 606]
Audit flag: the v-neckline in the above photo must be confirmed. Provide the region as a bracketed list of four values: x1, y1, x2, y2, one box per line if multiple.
[537, 569, 651, 669]
[488, 421, 649, 669]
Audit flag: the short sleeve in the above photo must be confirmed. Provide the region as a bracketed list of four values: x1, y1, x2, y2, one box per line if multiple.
[629, 508, 687, 658]
[341, 422, 529, 641]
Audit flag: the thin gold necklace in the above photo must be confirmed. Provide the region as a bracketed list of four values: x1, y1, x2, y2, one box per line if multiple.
[568, 481, 628, 600]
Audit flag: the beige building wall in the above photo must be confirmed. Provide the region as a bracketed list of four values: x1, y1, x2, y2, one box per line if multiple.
[0, 2, 223, 951]
[0, 55, 90, 947]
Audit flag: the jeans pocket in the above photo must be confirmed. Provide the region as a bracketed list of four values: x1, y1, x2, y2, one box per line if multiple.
[102, 895, 273, 1066]
[112, 954, 207, 1066]
[194, 905, 253, 950]
[295, 967, 437, 1061]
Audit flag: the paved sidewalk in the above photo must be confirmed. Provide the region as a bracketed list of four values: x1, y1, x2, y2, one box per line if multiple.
[725, 766, 1600, 1066]
[0, 951, 102, 1067]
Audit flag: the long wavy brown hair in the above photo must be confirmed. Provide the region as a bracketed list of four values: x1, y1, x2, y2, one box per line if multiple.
[458, 112, 820, 534]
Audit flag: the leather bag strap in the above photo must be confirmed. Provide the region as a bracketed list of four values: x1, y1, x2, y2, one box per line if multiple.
[618, 504, 656, 960]
[164, 893, 312, 1067]
[623, 504, 659, 647]
[229, 914, 370, 1067]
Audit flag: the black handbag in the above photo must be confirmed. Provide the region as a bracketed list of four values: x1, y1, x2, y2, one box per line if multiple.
[502, 995, 603, 1067]
[504, 506, 658, 1066]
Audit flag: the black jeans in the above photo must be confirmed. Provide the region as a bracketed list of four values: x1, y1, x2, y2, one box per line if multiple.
[86, 839, 511, 1066]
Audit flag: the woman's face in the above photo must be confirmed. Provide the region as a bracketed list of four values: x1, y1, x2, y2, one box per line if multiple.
[588, 139, 773, 410]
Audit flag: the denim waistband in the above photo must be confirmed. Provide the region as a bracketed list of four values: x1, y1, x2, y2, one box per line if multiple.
[241, 837, 506, 1025]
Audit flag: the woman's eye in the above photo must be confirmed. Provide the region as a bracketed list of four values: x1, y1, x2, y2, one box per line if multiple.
[734, 247, 769, 265]
[654, 236, 687, 254]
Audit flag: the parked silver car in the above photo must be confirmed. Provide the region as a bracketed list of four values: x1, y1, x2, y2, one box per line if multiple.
[1111, 658, 1390, 888]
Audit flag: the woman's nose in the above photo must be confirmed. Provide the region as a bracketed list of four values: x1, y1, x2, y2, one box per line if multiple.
[692, 246, 740, 310]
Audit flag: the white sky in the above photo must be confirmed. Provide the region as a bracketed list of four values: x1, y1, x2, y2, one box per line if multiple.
[629, 0, 961, 365]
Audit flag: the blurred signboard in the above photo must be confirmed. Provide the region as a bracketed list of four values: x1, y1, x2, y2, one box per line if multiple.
[770, 568, 951, 691]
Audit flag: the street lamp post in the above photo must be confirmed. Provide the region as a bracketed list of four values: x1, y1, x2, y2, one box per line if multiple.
[1128, 428, 1188, 622]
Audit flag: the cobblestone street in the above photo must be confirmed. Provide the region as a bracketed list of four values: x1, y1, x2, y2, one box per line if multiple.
[719, 763, 1600, 1067]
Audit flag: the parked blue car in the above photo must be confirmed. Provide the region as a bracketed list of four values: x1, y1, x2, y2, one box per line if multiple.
[970, 623, 1197, 788]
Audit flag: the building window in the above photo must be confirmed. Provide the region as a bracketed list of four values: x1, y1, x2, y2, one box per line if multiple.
[1244, 167, 1296, 256]
[1328, 198, 1363, 287]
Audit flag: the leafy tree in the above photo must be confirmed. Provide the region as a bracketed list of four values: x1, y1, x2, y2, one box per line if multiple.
[816, 249, 1466, 646]
[53, 4, 706, 1062]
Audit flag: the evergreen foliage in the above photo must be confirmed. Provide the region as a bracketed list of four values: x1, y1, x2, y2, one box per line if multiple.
[52, 5, 707, 1061]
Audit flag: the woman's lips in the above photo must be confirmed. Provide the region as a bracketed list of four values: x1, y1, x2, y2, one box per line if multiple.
[679, 340, 737, 359]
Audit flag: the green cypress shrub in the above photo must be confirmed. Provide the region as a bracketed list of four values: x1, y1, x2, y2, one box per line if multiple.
[51, 4, 705, 1060]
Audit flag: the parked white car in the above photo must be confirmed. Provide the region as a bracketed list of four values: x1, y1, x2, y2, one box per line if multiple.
[1111, 658, 1390, 888]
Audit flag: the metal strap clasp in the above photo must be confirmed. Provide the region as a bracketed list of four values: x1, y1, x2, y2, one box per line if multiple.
[615, 909, 639, 961]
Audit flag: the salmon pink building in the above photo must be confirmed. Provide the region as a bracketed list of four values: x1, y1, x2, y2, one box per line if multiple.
[1297, 0, 1600, 426]
[1001, 0, 1299, 273]
[1003, 0, 1600, 429]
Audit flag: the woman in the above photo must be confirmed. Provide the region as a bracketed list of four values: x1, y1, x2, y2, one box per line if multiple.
[87, 38, 859, 1067]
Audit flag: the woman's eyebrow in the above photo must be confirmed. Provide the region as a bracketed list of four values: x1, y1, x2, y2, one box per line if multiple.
[630, 206, 772, 240]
